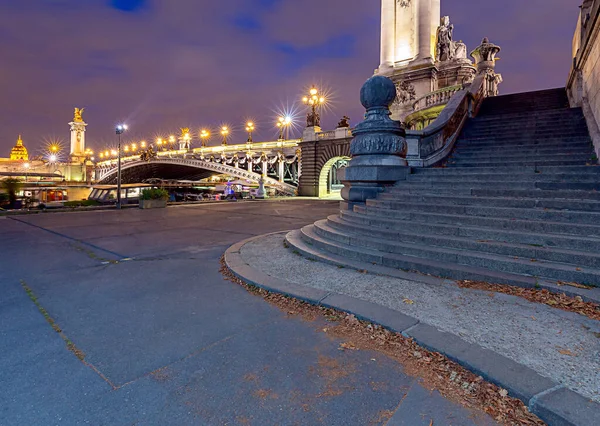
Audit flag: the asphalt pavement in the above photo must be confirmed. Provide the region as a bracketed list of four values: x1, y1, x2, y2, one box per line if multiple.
[0, 200, 497, 425]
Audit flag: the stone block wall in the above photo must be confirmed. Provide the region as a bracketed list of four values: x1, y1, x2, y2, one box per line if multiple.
[568, 1, 600, 158]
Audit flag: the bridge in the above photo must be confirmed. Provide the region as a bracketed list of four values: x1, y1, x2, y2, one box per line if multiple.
[95, 128, 354, 197]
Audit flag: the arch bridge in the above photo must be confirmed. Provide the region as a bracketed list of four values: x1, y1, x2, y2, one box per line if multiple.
[95, 129, 354, 197]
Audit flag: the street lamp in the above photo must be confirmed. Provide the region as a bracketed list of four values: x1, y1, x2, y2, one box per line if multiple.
[245, 122, 255, 142]
[221, 126, 229, 146]
[115, 124, 128, 209]
[23, 162, 30, 182]
[156, 138, 164, 151]
[276, 116, 292, 140]
[200, 129, 210, 147]
[302, 86, 325, 127]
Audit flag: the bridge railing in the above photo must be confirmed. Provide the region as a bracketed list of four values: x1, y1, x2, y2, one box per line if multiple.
[405, 74, 486, 167]
[412, 85, 463, 113]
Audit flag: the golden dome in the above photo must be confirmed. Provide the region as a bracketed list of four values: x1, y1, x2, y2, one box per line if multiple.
[10, 135, 29, 161]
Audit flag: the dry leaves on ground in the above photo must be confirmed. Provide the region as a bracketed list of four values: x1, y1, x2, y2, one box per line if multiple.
[220, 257, 546, 426]
[458, 280, 600, 321]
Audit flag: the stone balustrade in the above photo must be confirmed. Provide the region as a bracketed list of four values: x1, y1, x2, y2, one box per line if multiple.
[412, 85, 463, 113]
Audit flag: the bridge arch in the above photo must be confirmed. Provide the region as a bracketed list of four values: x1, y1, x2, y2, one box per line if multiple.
[96, 158, 297, 195]
[298, 138, 352, 197]
[318, 156, 350, 198]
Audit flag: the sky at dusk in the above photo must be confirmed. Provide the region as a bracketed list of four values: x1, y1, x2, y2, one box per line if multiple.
[0, 0, 581, 157]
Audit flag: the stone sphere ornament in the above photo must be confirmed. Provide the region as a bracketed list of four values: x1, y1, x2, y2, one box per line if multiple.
[360, 75, 398, 110]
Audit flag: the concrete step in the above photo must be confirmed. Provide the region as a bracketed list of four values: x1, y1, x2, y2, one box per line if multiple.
[298, 222, 600, 287]
[367, 199, 600, 225]
[326, 214, 600, 269]
[381, 190, 600, 211]
[339, 209, 600, 253]
[313, 219, 600, 284]
[411, 165, 600, 175]
[353, 205, 600, 238]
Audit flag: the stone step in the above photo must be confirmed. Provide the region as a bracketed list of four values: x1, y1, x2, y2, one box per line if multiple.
[366, 199, 600, 224]
[445, 159, 589, 168]
[396, 180, 600, 192]
[380, 191, 600, 211]
[339, 210, 600, 253]
[326, 215, 600, 269]
[411, 165, 600, 175]
[456, 136, 591, 145]
[406, 173, 600, 183]
[378, 188, 600, 212]
[461, 129, 590, 138]
[452, 147, 593, 157]
[354, 205, 600, 238]
[313, 220, 600, 284]
[378, 188, 600, 203]
[299, 222, 600, 286]
[448, 154, 593, 165]
[454, 139, 592, 150]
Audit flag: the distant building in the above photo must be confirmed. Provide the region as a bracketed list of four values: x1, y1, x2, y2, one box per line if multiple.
[9, 135, 29, 161]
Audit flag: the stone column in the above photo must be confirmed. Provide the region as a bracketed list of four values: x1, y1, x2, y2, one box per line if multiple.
[278, 158, 285, 182]
[338, 75, 409, 211]
[379, 0, 396, 73]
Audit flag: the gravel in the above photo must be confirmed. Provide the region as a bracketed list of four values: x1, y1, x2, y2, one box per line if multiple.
[240, 233, 600, 403]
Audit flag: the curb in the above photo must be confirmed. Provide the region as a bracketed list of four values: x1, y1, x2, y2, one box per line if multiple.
[224, 232, 600, 426]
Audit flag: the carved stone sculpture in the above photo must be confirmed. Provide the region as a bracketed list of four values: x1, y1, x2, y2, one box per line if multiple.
[337, 116, 350, 128]
[338, 75, 409, 210]
[393, 81, 416, 106]
[437, 16, 454, 61]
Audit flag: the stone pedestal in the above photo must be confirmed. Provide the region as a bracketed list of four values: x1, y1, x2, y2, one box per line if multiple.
[255, 177, 267, 199]
[339, 75, 409, 210]
[302, 126, 321, 142]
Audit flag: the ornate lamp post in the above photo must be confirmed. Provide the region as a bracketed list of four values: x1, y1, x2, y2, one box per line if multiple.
[115, 124, 128, 209]
[200, 129, 210, 147]
[302, 86, 325, 127]
[221, 126, 229, 146]
[168, 135, 176, 150]
[245, 122, 255, 142]
[23, 162, 30, 182]
[276, 116, 291, 140]
[156, 138, 164, 151]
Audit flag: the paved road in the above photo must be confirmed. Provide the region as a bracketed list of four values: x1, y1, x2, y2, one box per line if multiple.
[0, 200, 496, 425]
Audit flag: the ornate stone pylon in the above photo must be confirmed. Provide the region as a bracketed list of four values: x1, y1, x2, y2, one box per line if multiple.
[338, 75, 409, 210]
[69, 107, 87, 157]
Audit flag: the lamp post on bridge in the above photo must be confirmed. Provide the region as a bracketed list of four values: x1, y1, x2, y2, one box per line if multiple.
[115, 124, 128, 209]
[245, 122, 255, 142]
[221, 126, 229, 146]
[200, 129, 210, 147]
[302, 86, 325, 128]
[276, 116, 291, 140]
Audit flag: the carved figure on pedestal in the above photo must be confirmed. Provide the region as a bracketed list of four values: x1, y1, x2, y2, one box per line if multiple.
[393, 81, 416, 106]
[337, 116, 350, 128]
[437, 16, 455, 61]
[73, 107, 84, 122]
[454, 40, 467, 59]
[306, 111, 321, 127]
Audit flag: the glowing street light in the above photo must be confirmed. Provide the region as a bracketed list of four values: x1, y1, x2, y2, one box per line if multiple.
[221, 126, 229, 146]
[140, 141, 147, 148]
[302, 86, 325, 127]
[200, 129, 210, 147]
[156, 138, 164, 150]
[115, 124, 128, 209]
[276, 116, 292, 140]
[245, 121, 255, 142]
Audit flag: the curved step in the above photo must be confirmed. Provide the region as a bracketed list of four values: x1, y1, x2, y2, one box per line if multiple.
[339, 210, 600, 253]
[325, 214, 600, 268]
[311, 219, 600, 285]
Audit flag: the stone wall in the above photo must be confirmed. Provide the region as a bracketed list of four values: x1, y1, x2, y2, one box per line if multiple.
[297, 138, 351, 197]
[567, 0, 600, 157]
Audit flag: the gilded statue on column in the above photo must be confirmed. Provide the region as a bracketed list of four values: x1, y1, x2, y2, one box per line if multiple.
[74, 107, 85, 122]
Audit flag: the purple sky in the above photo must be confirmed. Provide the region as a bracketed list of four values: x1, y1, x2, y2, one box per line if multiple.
[0, 0, 580, 157]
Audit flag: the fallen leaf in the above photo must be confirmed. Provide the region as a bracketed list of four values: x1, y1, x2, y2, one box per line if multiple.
[558, 348, 577, 357]
[339, 342, 357, 351]
[499, 389, 508, 397]
[403, 298, 415, 305]
[531, 316, 536, 321]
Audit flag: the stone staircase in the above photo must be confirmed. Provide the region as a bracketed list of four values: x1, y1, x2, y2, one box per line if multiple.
[288, 88, 600, 288]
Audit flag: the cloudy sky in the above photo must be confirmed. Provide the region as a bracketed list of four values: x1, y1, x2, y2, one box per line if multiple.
[0, 0, 580, 156]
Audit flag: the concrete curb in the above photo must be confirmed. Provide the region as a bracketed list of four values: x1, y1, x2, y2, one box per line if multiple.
[224, 232, 600, 426]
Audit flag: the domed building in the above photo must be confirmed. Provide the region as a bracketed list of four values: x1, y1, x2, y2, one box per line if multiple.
[10, 135, 29, 161]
